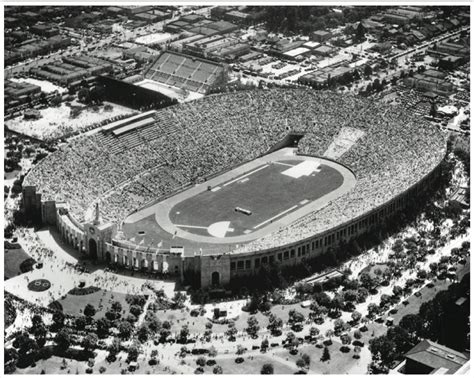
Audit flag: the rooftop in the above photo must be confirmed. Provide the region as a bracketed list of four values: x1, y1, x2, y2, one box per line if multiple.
[405, 339, 469, 374]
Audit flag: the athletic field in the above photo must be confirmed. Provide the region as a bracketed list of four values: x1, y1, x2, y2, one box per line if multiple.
[122, 149, 356, 255]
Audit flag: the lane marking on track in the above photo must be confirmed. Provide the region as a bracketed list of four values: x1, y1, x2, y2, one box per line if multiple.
[273, 161, 294, 167]
[253, 205, 298, 229]
[175, 224, 207, 229]
[223, 164, 268, 187]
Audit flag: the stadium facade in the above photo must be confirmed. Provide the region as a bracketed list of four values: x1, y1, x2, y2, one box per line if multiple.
[22, 89, 447, 288]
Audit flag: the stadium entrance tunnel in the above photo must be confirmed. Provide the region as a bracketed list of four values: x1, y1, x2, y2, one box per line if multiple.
[211, 271, 220, 286]
[89, 239, 98, 260]
[266, 132, 305, 154]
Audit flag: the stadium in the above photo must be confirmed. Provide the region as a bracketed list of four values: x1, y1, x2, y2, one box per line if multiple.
[22, 88, 447, 288]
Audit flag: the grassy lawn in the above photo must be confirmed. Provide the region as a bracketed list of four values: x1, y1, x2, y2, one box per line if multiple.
[269, 303, 312, 323]
[190, 354, 296, 374]
[391, 279, 451, 325]
[14, 354, 171, 375]
[4, 247, 33, 280]
[164, 302, 313, 337]
[275, 341, 358, 374]
[57, 290, 132, 320]
[359, 263, 389, 280]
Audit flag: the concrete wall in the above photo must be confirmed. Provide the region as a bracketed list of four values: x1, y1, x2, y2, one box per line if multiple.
[200, 254, 231, 288]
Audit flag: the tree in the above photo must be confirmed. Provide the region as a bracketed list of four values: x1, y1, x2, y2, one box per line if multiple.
[245, 294, 261, 313]
[325, 329, 334, 340]
[225, 324, 237, 341]
[118, 321, 133, 339]
[355, 22, 366, 42]
[369, 335, 397, 367]
[30, 316, 47, 349]
[301, 353, 311, 367]
[179, 346, 188, 359]
[129, 305, 142, 318]
[340, 333, 352, 346]
[246, 316, 260, 339]
[373, 78, 382, 92]
[96, 318, 109, 339]
[74, 316, 87, 331]
[77, 88, 91, 104]
[367, 303, 379, 318]
[309, 326, 320, 339]
[159, 322, 171, 343]
[30, 314, 45, 333]
[236, 344, 246, 355]
[288, 309, 305, 330]
[138, 325, 150, 343]
[261, 363, 274, 374]
[296, 358, 306, 370]
[82, 334, 98, 352]
[204, 321, 213, 342]
[172, 292, 187, 308]
[179, 325, 189, 344]
[399, 314, 423, 339]
[359, 273, 375, 290]
[52, 311, 66, 329]
[267, 314, 283, 336]
[321, 346, 331, 361]
[5, 348, 19, 374]
[364, 65, 373, 77]
[108, 338, 121, 356]
[351, 311, 362, 324]
[333, 319, 345, 335]
[111, 301, 122, 313]
[84, 304, 96, 318]
[13, 332, 39, 361]
[196, 357, 206, 367]
[392, 285, 403, 297]
[353, 345, 362, 359]
[127, 344, 140, 362]
[353, 330, 362, 340]
[209, 346, 217, 358]
[261, 338, 269, 352]
[50, 94, 62, 107]
[213, 365, 223, 374]
[54, 329, 71, 350]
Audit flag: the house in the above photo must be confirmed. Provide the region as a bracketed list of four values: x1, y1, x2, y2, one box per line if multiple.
[402, 340, 469, 374]
[312, 30, 333, 43]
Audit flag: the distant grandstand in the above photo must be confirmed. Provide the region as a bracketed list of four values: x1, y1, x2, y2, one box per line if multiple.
[144, 51, 227, 94]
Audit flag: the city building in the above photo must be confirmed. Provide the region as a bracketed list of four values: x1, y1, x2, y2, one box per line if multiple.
[401, 340, 469, 374]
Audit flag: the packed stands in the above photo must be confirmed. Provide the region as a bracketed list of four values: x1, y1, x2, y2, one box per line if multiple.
[24, 88, 446, 251]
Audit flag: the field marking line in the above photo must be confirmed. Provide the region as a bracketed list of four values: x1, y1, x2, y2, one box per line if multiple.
[273, 161, 294, 167]
[222, 164, 268, 187]
[210, 186, 221, 192]
[175, 224, 208, 229]
[300, 199, 309, 205]
[240, 178, 249, 183]
[253, 205, 298, 229]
